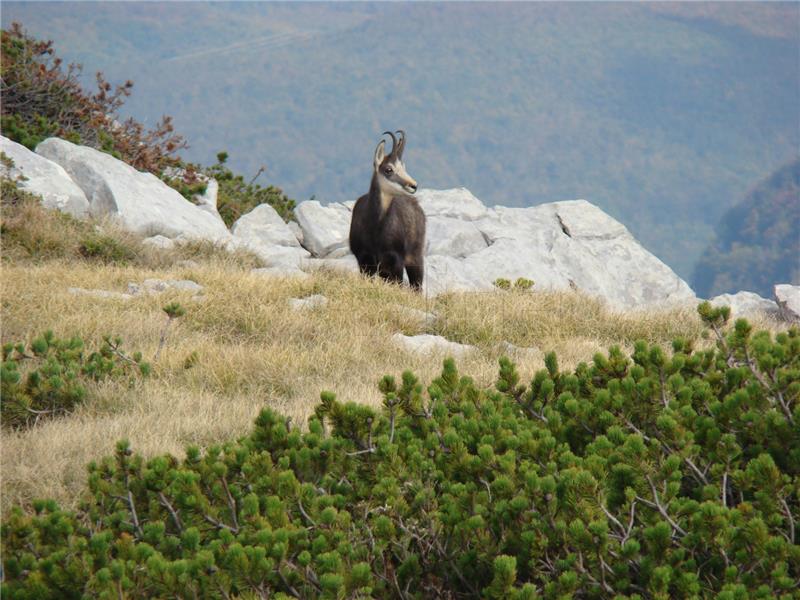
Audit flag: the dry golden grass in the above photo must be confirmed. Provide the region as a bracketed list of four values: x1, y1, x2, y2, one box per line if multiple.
[1, 190, 261, 270]
[0, 213, 786, 517]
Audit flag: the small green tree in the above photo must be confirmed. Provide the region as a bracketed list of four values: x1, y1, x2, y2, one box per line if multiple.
[205, 151, 296, 226]
[1, 331, 150, 428]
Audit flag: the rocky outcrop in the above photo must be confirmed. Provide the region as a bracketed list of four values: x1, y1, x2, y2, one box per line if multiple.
[775, 284, 800, 322]
[1, 136, 90, 217]
[8, 135, 701, 310]
[231, 203, 309, 268]
[36, 138, 230, 242]
[162, 166, 223, 224]
[289, 189, 696, 309]
[294, 201, 351, 257]
[709, 291, 780, 318]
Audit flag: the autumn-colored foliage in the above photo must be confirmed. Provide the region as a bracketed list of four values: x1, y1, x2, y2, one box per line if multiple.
[1, 22, 186, 175]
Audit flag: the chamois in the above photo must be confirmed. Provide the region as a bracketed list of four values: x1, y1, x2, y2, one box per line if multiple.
[349, 130, 426, 290]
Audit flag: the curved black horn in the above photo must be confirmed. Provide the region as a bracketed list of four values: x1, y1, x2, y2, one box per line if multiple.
[382, 130, 398, 157]
[395, 130, 406, 158]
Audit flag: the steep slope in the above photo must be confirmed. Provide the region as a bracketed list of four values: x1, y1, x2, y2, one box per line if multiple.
[692, 158, 800, 298]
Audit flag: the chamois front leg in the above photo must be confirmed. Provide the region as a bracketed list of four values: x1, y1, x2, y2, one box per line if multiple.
[377, 251, 405, 285]
[356, 253, 378, 278]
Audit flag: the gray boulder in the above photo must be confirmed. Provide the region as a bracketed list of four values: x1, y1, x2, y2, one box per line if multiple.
[68, 287, 133, 301]
[391, 333, 476, 357]
[127, 279, 204, 296]
[390, 304, 438, 328]
[775, 284, 800, 322]
[142, 235, 176, 250]
[289, 294, 328, 311]
[416, 187, 489, 221]
[1, 135, 89, 217]
[162, 166, 223, 223]
[231, 203, 310, 267]
[425, 216, 488, 258]
[421, 193, 695, 309]
[36, 137, 230, 242]
[294, 200, 351, 257]
[292, 187, 695, 310]
[709, 291, 779, 318]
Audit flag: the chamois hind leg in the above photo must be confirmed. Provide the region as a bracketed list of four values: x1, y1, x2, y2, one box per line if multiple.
[406, 257, 424, 291]
[377, 251, 404, 285]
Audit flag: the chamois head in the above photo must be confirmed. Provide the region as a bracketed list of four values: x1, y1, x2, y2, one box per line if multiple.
[373, 130, 418, 198]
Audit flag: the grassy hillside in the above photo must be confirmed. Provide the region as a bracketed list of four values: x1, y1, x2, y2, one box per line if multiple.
[0, 193, 728, 516]
[2, 2, 798, 281]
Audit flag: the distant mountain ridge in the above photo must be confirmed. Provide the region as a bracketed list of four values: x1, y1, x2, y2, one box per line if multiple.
[3, 2, 798, 280]
[692, 158, 800, 299]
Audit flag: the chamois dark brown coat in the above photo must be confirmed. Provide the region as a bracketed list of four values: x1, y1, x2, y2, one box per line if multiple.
[349, 131, 426, 290]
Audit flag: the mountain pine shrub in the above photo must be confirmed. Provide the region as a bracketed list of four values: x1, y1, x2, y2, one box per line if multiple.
[2, 308, 798, 598]
[1, 331, 150, 429]
[205, 152, 296, 226]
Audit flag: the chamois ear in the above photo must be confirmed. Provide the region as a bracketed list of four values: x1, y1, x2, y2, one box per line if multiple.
[373, 139, 386, 171]
[395, 130, 406, 159]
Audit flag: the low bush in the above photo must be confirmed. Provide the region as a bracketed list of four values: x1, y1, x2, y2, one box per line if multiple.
[2, 307, 798, 598]
[1, 331, 150, 429]
[205, 151, 296, 227]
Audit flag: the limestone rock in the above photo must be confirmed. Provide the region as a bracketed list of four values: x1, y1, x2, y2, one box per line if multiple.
[162, 166, 223, 223]
[425, 216, 487, 258]
[391, 304, 438, 328]
[127, 279, 203, 296]
[391, 333, 476, 357]
[288, 294, 329, 311]
[294, 200, 351, 257]
[142, 235, 176, 250]
[286, 187, 695, 310]
[231, 203, 310, 267]
[709, 291, 779, 318]
[775, 284, 800, 322]
[36, 137, 230, 242]
[415, 187, 489, 221]
[1, 135, 89, 217]
[421, 196, 695, 309]
[68, 287, 133, 301]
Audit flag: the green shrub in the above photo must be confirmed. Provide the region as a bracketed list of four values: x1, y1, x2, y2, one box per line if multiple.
[2, 309, 798, 598]
[493, 277, 511, 290]
[494, 277, 534, 291]
[78, 232, 138, 264]
[206, 152, 296, 226]
[1, 331, 150, 429]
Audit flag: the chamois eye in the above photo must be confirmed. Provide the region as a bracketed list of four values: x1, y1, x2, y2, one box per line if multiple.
[384, 166, 393, 175]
